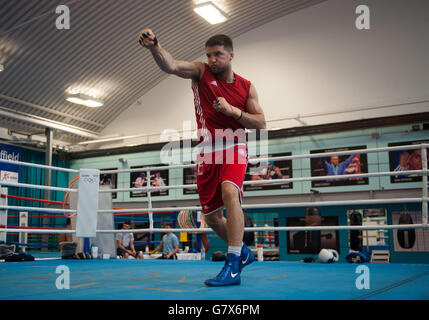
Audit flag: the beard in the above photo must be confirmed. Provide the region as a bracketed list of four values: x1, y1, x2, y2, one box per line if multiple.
[209, 64, 223, 74]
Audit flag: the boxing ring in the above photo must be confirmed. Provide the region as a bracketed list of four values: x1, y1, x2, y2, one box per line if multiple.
[0, 144, 428, 300]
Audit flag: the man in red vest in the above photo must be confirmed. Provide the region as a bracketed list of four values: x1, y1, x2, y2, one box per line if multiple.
[139, 29, 266, 286]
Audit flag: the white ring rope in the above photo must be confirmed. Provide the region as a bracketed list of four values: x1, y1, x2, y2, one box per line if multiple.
[97, 198, 425, 215]
[0, 224, 425, 235]
[100, 184, 197, 193]
[0, 158, 79, 173]
[0, 205, 76, 214]
[100, 163, 196, 174]
[0, 181, 77, 193]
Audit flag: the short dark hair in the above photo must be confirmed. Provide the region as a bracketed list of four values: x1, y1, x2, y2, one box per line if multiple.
[123, 220, 131, 226]
[205, 34, 233, 52]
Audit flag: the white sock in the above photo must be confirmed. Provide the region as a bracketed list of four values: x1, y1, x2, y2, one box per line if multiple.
[228, 245, 242, 257]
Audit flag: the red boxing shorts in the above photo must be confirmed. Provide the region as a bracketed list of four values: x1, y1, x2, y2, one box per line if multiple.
[196, 144, 248, 215]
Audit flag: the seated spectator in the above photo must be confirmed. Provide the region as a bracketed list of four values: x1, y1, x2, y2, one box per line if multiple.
[116, 221, 143, 259]
[148, 222, 179, 259]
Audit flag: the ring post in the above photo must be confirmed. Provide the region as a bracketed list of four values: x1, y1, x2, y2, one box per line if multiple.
[147, 170, 153, 230]
[76, 169, 100, 238]
[422, 146, 428, 229]
[19, 211, 28, 252]
[0, 187, 7, 243]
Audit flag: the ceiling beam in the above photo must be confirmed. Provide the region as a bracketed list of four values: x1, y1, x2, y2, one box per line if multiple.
[0, 93, 105, 129]
[0, 105, 101, 139]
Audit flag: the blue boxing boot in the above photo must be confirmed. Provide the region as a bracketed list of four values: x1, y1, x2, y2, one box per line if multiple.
[239, 242, 255, 272]
[205, 253, 241, 286]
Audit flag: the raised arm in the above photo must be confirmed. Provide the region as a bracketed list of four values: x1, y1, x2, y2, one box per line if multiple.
[138, 28, 204, 80]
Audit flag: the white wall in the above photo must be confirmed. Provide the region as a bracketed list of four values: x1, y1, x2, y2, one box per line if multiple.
[100, 0, 429, 149]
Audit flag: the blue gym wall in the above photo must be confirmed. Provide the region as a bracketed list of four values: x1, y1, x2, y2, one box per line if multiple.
[4, 149, 70, 249]
[70, 122, 429, 263]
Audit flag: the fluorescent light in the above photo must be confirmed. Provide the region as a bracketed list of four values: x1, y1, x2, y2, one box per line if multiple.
[66, 97, 86, 104]
[82, 99, 103, 108]
[194, 1, 228, 24]
[66, 93, 103, 108]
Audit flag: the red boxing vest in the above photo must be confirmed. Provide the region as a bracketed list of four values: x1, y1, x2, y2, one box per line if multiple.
[192, 63, 251, 144]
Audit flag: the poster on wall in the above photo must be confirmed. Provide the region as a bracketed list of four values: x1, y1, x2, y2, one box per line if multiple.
[287, 216, 339, 254]
[0, 144, 21, 183]
[392, 211, 429, 252]
[130, 165, 169, 197]
[183, 166, 198, 195]
[310, 145, 368, 187]
[388, 140, 428, 183]
[99, 168, 117, 199]
[243, 152, 292, 191]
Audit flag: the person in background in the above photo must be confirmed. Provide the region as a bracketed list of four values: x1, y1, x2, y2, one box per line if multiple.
[148, 222, 179, 259]
[133, 173, 146, 188]
[394, 149, 422, 177]
[153, 171, 166, 192]
[116, 220, 144, 259]
[324, 155, 355, 181]
[264, 161, 283, 179]
[407, 149, 422, 170]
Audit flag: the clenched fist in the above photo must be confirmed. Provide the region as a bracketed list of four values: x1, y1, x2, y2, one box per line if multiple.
[138, 28, 158, 48]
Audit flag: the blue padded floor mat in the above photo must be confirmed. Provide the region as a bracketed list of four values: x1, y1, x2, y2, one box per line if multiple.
[0, 259, 428, 300]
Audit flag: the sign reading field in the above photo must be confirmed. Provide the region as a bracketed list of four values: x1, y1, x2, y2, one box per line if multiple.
[0, 144, 21, 183]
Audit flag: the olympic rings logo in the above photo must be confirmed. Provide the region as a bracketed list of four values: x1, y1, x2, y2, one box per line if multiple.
[82, 175, 97, 184]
